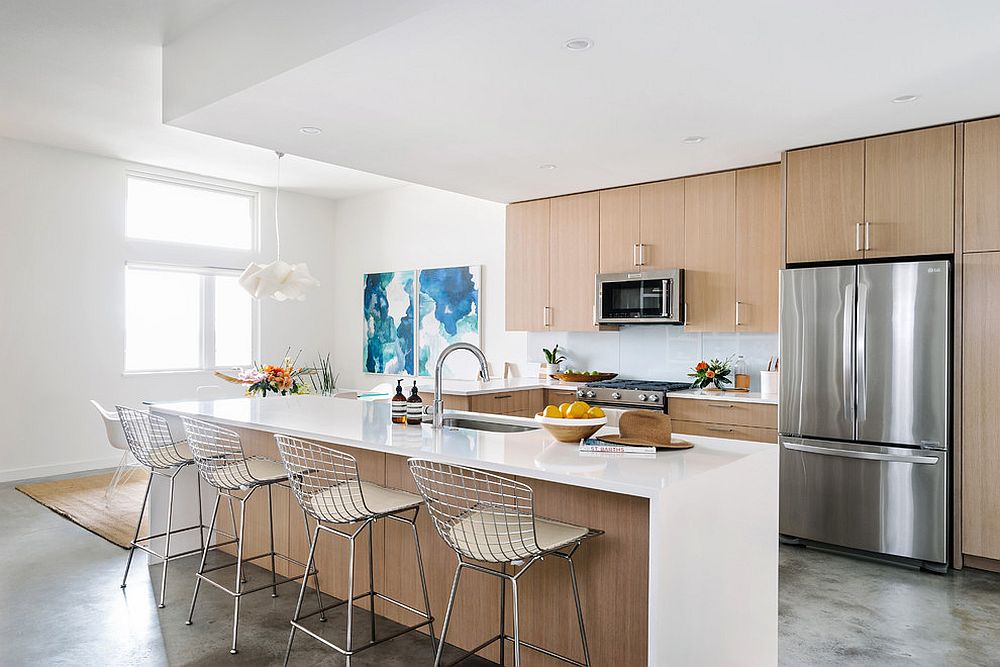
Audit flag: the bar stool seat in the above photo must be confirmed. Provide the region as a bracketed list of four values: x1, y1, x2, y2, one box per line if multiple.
[148, 441, 194, 467]
[449, 511, 589, 560]
[308, 482, 422, 520]
[204, 456, 288, 487]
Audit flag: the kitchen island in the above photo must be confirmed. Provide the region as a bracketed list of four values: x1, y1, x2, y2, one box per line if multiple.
[150, 396, 777, 666]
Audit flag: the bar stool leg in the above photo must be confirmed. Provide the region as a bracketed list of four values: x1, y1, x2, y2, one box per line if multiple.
[186, 493, 221, 625]
[511, 577, 521, 667]
[345, 530, 357, 666]
[498, 564, 507, 667]
[301, 510, 326, 623]
[567, 555, 591, 666]
[434, 561, 463, 667]
[158, 472, 177, 608]
[268, 484, 278, 597]
[368, 521, 376, 644]
[285, 522, 322, 667]
[231, 493, 248, 654]
[410, 518, 437, 655]
[121, 470, 153, 589]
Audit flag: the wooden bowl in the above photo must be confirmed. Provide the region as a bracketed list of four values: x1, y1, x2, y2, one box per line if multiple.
[534, 414, 607, 443]
[549, 372, 618, 383]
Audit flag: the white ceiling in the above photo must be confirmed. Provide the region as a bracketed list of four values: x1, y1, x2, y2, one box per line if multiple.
[0, 0, 404, 199]
[163, 0, 1000, 203]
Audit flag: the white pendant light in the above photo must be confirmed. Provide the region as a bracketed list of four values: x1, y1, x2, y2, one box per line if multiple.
[239, 151, 320, 302]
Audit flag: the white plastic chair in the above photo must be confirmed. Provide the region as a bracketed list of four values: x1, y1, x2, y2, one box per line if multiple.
[90, 400, 138, 498]
[195, 385, 228, 399]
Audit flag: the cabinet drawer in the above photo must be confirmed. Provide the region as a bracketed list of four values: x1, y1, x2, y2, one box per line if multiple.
[672, 419, 777, 444]
[545, 389, 579, 406]
[468, 389, 544, 416]
[667, 398, 777, 429]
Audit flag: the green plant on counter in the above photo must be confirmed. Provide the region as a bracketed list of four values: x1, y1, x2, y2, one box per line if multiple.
[308, 353, 339, 396]
[542, 344, 566, 365]
[688, 356, 735, 390]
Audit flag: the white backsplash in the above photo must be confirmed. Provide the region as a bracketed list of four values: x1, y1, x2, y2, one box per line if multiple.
[526, 326, 779, 391]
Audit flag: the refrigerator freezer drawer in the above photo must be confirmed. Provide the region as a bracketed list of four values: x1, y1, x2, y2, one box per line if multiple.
[779, 437, 948, 564]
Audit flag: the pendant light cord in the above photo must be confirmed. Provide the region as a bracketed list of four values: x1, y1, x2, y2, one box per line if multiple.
[274, 150, 284, 260]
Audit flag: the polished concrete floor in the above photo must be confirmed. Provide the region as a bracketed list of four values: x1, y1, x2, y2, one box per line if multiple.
[3, 478, 1000, 666]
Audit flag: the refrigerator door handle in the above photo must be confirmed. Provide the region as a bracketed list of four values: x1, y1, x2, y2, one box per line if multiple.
[783, 441, 940, 465]
[843, 283, 856, 428]
[856, 281, 869, 424]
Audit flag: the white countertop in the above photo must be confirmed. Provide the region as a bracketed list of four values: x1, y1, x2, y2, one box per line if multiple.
[151, 396, 774, 500]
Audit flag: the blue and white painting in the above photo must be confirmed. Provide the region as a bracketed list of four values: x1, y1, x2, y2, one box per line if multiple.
[417, 266, 481, 377]
[363, 271, 415, 375]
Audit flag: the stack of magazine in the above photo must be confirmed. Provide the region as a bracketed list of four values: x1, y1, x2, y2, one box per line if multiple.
[578, 438, 657, 458]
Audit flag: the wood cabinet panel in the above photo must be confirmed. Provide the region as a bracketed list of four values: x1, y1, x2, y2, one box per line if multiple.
[964, 117, 1000, 252]
[736, 164, 781, 332]
[683, 171, 737, 332]
[545, 389, 579, 407]
[506, 200, 550, 331]
[667, 398, 777, 429]
[962, 252, 1000, 559]
[599, 186, 640, 272]
[671, 419, 778, 444]
[549, 192, 600, 331]
[785, 141, 865, 263]
[639, 179, 685, 269]
[467, 389, 544, 416]
[864, 125, 955, 257]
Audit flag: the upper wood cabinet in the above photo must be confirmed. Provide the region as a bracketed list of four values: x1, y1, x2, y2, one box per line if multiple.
[736, 165, 782, 332]
[964, 117, 1000, 252]
[683, 171, 737, 332]
[599, 186, 640, 272]
[865, 125, 955, 258]
[785, 126, 955, 263]
[549, 192, 601, 331]
[785, 141, 865, 263]
[505, 199, 549, 331]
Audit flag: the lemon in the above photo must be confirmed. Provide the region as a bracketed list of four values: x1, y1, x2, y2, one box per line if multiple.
[558, 402, 573, 418]
[542, 405, 562, 419]
[567, 401, 590, 419]
[586, 406, 605, 419]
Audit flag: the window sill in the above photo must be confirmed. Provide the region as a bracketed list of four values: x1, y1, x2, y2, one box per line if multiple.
[122, 368, 245, 377]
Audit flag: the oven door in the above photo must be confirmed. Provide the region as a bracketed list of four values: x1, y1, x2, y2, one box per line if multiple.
[596, 270, 682, 324]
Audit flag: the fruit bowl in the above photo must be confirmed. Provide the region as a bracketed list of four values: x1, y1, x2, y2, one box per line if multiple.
[549, 372, 618, 383]
[534, 414, 607, 443]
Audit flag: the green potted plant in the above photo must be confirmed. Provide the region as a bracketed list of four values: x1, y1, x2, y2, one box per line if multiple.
[540, 344, 567, 377]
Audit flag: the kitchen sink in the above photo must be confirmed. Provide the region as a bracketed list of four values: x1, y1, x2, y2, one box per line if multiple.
[439, 416, 539, 433]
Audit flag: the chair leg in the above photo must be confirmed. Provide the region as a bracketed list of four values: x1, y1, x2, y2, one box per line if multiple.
[434, 561, 463, 667]
[567, 555, 591, 666]
[230, 494, 248, 655]
[345, 532, 357, 667]
[498, 564, 507, 667]
[105, 450, 130, 499]
[285, 523, 322, 667]
[157, 473, 176, 608]
[511, 577, 521, 667]
[301, 510, 326, 622]
[410, 518, 437, 656]
[121, 470, 153, 589]
[268, 484, 278, 597]
[186, 493, 221, 625]
[368, 521, 376, 644]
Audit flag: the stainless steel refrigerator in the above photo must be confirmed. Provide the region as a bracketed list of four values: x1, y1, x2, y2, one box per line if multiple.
[779, 260, 950, 567]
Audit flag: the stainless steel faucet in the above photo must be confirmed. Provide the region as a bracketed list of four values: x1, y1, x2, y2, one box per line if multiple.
[432, 342, 490, 428]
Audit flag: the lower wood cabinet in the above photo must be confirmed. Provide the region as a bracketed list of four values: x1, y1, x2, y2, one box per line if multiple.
[667, 398, 778, 444]
[420, 389, 545, 417]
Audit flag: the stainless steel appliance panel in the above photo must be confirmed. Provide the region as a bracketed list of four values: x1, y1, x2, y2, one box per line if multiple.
[595, 269, 683, 324]
[779, 436, 948, 563]
[779, 265, 858, 440]
[856, 261, 950, 449]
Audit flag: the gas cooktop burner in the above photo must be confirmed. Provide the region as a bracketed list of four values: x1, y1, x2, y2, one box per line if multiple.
[575, 378, 692, 409]
[583, 379, 691, 392]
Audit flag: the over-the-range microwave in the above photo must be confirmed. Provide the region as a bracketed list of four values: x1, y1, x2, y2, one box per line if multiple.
[595, 269, 684, 325]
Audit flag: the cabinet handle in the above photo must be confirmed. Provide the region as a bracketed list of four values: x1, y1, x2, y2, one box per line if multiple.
[633, 243, 639, 267]
[856, 223, 863, 252]
[493, 394, 513, 400]
[638, 243, 646, 266]
[708, 403, 735, 409]
[735, 301, 743, 326]
[864, 221, 871, 251]
[707, 426, 735, 433]
[543, 306, 551, 327]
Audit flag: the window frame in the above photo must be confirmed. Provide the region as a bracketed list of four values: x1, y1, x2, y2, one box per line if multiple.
[122, 169, 261, 375]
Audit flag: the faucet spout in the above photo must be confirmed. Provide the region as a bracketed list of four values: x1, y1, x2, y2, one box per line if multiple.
[432, 342, 490, 428]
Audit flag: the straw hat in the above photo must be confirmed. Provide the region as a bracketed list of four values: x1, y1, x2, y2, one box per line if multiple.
[597, 411, 693, 450]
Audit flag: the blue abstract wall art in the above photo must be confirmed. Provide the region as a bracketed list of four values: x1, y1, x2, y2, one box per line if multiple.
[417, 265, 481, 377]
[363, 271, 415, 375]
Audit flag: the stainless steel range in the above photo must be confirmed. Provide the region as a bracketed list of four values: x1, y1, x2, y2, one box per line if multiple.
[575, 379, 691, 410]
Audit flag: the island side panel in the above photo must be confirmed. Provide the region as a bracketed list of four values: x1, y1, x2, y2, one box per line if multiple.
[514, 476, 650, 667]
[383, 453, 503, 664]
[648, 446, 778, 666]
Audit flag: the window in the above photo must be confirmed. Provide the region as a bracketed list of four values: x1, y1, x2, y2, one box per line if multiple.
[124, 172, 258, 372]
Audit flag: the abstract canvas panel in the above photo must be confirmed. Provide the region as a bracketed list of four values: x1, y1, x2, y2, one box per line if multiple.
[417, 265, 481, 377]
[363, 271, 415, 374]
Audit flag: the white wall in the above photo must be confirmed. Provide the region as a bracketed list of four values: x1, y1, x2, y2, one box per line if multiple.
[0, 137, 338, 482]
[330, 184, 525, 390]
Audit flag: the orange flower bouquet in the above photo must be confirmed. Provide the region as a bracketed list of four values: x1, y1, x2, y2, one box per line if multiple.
[688, 356, 734, 390]
[235, 350, 312, 397]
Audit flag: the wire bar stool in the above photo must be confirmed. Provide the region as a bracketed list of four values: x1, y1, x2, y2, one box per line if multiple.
[407, 459, 603, 667]
[117, 406, 214, 609]
[275, 434, 436, 667]
[181, 417, 319, 655]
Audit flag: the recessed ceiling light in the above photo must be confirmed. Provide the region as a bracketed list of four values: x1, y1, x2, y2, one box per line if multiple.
[538, 164, 558, 170]
[681, 136, 706, 144]
[299, 126, 323, 135]
[891, 95, 919, 104]
[563, 37, 593, 51]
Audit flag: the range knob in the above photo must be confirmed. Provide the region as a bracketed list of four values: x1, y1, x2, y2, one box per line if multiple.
[576, 389, 585, 398]
[637, 394, 647, 402]
[647, 394, 660, 403]
[586, 390, 596, 399]
[611, 392, 622, 400]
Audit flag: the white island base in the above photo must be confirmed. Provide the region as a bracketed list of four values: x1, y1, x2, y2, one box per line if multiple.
[150, 396, 777, 666]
